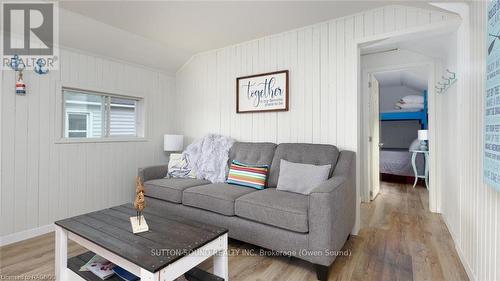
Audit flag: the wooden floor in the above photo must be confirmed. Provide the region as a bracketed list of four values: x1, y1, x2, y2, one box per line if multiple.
[0, 182, 469, 281]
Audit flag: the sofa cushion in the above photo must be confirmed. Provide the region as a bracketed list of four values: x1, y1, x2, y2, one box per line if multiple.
[144, 178, 210, 203]
[268, 143, 340, 188]
[183, 183, 257, 216]
[228, 142, 277, 168]
[235, 189, 309, 233]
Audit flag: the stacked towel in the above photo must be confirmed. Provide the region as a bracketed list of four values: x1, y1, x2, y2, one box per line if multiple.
[395, 95, 424, 110]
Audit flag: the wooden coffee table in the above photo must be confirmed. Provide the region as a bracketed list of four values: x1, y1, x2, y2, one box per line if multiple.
[55, 204, 228, 281]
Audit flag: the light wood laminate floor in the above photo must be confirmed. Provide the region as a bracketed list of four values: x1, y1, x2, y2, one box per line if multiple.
[0, 182, 469, 281]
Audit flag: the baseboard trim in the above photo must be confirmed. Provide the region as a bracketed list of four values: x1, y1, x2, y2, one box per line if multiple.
[0, 223, 54, 247]
[441, 215, 476, 281]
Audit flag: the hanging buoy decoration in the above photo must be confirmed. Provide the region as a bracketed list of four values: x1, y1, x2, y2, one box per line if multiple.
[16, 70, 26, 95]
[34, 58, 49, 75]
[9, 54, 25, 72]
[8, 54, 48, 96]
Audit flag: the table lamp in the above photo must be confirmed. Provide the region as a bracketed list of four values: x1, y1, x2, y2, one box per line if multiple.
[164, 134, 184, 152]
[418, 130, 428, 151]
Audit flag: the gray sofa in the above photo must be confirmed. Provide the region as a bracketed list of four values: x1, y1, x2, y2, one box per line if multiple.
[138, 142, 356, 281]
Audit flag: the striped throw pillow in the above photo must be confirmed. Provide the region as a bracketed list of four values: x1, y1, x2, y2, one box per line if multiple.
[227, 160, 269, 190]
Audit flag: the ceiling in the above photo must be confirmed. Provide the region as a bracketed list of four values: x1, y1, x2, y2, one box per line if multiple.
[360, 24, 457, 60]
[59, 1, 448, 74]
[375, 67, 428, 92]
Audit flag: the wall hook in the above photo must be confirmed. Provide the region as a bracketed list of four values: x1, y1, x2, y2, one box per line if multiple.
[446, 69, 456, 79]
[436, 69, 457, 94]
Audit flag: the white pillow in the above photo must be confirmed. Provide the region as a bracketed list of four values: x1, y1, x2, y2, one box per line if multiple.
[276, 159, 331, 195]
[395, 102, 424, 110]
[400, 95, 424, 104]
[166, 153, 197, 178]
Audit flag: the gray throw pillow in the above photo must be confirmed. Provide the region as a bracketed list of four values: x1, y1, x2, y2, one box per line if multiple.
[276, 159, 331, 195]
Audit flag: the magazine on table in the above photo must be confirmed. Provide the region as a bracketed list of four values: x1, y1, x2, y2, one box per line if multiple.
[79, 254, 116, 280]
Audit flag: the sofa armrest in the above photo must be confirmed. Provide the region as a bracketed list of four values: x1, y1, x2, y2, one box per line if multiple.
[307, 150, 356, 266]
[138, 164, 169, 182]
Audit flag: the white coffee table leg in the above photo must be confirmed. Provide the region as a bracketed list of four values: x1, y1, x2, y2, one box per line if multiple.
[55, 226, 68, 281]
[140, 268, 160, 281]
[213, 233, 228, 280]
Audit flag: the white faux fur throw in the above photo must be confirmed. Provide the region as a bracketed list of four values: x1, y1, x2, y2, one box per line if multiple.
[183, 134, 235, 183]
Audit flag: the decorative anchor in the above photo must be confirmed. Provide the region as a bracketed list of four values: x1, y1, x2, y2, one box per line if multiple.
[130, 176, 149, 234]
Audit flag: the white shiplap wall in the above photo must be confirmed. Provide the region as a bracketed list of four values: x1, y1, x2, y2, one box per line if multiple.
[175, 5, 456, 151]
[439, 3, 500, 281]
[175, 5, 458, 235]
[0, 48, 175, 238]
[174, 4, 500, 280]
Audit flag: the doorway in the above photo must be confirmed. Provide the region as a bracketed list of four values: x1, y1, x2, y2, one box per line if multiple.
[364, 63, 431, 200]
[357, 25, 459, 216]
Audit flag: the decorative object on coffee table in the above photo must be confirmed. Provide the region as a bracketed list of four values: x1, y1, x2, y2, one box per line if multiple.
[130, 177, 148, 234]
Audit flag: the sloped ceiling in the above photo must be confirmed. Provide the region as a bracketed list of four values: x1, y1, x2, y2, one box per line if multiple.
[375, 68, 428, 92]
[59, 1, 450, 74]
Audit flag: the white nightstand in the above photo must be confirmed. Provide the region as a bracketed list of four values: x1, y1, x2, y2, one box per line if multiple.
[410, 150, 429, 189]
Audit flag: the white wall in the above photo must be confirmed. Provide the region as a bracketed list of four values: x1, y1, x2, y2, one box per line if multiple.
[0, 4, 495, 281]
[176, 5, 456, 151]
[437, 3, 500, 281]
[0, 48, 175, 239]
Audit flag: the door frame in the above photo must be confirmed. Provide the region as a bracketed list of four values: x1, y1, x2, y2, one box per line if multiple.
[348, 12, 461, 235]
[352, 21, 462, 229]
[361, 61, 436, 204]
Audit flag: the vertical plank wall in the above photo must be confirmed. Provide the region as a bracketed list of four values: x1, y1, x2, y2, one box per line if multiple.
[439, 2, 500, 281]
[176, 4, 500, 281]
[175, 5, 456, 150]
[0, 48, 175, 238]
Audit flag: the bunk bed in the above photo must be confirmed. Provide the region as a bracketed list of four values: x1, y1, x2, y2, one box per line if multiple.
[380, 90, 428, 129]
[379, 90, 427, 182]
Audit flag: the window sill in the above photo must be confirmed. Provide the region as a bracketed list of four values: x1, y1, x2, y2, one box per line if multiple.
[55, 137, 148, 144]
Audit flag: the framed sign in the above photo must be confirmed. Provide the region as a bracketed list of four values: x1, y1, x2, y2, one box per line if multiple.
[485, 1, 500, 191]
[236, 70, 289, 113]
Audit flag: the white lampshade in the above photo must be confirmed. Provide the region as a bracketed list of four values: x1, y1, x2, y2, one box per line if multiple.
[164, 134, 184, 151]
[418, 130, 428, 141]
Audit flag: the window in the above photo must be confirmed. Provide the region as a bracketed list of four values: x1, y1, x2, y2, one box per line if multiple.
[109, 97, 137, 137]
[66, 113, 89, 138]
[63, 88, 142, 139]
